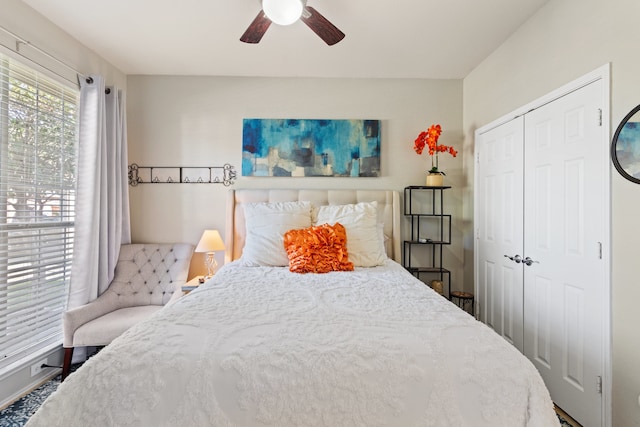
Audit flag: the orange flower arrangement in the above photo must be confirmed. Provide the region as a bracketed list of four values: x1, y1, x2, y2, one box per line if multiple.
[413, 124, 457, 173]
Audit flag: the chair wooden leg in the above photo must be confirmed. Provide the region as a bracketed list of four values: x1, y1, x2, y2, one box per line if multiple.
[62, 347, 74, 381]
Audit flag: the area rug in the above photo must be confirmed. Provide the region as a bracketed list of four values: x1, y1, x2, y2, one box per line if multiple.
[557, 414, 575, 426]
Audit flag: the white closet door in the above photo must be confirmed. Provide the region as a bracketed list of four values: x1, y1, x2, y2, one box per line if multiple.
[475, 116, 525, 351]
[523, 80, 604, 427]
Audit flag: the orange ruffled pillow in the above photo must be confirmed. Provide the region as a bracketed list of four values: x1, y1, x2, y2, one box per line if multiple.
[283, 223, 354, 274]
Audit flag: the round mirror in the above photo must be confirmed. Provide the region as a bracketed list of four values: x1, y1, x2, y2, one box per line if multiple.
[612, 104, 640, 183]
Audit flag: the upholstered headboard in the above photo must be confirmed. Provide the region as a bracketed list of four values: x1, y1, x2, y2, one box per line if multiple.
[225, 189, 401, 263]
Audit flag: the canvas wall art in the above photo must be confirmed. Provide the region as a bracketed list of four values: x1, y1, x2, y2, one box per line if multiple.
[612, 104, 640, 184]
[242, 119, 381, 177]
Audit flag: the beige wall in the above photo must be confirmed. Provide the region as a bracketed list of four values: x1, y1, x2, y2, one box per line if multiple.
[463, 0, 640, 425]
[126, 76, 464, 280]
[1, 0, 126, 88]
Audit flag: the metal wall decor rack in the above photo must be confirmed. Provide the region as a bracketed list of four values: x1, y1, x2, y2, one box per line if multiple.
[128, 163, 236, 187]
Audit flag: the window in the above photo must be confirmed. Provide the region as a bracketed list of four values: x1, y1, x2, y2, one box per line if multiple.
[0, 52, 78, 372]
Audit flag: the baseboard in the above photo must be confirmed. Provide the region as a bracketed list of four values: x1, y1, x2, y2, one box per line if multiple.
[0, 368, 60, 411]
[0, 346, 64, 410]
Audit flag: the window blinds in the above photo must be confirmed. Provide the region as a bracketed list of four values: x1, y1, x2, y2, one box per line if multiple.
[0, 52, 78, 371]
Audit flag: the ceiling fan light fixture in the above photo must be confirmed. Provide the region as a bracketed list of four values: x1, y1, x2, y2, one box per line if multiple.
[262, 0, 304, 26]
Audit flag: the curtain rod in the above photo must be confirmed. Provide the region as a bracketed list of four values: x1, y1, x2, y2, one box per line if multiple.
[0, 23, 90, 86]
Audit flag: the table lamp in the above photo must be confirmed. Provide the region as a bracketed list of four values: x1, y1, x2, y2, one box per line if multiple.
[195, 229, 225, 278]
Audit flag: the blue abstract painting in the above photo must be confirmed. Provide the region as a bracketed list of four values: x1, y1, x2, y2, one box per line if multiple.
[242, 119, 381, 177]
[615, 121, 640, 179]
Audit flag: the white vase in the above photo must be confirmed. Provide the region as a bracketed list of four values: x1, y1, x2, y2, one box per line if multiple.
[426, 172, 444, 187]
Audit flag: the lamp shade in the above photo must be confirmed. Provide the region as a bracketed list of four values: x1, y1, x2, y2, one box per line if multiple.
[262, 0, 304, 25]
[195, 230, 225, 253]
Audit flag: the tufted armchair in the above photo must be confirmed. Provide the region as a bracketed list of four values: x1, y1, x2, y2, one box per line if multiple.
[62, 243, 193, 380]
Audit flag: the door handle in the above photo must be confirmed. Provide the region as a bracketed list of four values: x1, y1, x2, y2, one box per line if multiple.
[504, 254, 522, 263]
[523, 256, 539, 266]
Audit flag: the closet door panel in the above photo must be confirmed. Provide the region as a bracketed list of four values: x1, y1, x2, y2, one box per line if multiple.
[523, 80, 603, 427]
[475, 116, 524, 351]
[500, 263, 517, 342]
[532, 274, 552, 369]
[533, 163, 552, 250]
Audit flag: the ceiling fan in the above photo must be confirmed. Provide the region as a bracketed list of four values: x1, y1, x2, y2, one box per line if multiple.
[240, 0, 345, 46]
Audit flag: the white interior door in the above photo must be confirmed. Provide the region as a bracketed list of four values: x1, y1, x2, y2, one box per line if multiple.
[523, 80, 604, 427]
[475, 73, 608, 426]
[475, 116, 524, 351]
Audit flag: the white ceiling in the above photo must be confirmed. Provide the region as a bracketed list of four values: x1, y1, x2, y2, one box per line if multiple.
[20, 0, 549, 79]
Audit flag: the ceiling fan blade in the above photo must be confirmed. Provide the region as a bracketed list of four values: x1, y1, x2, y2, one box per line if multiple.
[240, 10, 272, 43]
[300, 6, 345, 46]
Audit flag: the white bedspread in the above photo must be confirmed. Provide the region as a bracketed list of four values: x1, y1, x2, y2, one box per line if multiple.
[27, 260, 559, 427]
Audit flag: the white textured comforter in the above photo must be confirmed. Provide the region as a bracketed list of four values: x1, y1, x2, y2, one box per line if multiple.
[27, 260, 559, 427]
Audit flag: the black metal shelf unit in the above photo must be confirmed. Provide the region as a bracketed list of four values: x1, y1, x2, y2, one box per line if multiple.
[403, 185, 452, 297]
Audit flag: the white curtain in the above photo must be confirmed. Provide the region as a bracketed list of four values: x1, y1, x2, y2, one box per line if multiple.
[67, 74, 131, 325]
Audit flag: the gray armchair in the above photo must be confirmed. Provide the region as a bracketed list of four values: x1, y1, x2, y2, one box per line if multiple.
[62, 243, 194, 380]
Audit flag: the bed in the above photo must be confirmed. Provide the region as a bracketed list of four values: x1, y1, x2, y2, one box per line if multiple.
[26, 189, 559, 427]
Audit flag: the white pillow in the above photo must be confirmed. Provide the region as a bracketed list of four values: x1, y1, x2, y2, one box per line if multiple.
[240, 201, 313, 266]
[315, 201, 387, 267]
